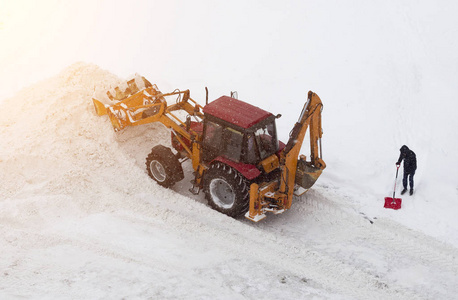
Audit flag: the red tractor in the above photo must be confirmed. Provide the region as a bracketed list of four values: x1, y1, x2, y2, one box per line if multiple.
[93, 76, 326, 221]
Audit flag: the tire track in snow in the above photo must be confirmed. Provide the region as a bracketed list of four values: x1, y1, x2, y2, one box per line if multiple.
[123, 195, 421, 300]
[269, 188, 458, 299]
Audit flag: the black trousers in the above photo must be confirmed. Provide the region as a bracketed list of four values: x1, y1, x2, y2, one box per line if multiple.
[403, 170, 415, 189]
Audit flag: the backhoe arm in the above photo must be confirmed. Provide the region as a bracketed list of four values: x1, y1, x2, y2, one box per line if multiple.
[279, 91, 326, 208]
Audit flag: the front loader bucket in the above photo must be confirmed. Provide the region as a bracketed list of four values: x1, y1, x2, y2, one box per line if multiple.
[91, 75, 168, 131]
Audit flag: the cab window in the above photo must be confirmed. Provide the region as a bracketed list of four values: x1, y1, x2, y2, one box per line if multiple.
[223, 127, 243, 162]
[203, 121, 243, 162]
[254, 122, 278, 159]
[243, 121, 278, 163]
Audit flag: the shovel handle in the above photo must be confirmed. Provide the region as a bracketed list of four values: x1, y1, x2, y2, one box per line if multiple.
[393, 165, 400, 199]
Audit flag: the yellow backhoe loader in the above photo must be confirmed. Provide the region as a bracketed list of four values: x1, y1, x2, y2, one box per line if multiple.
[93, 76, 326, 222]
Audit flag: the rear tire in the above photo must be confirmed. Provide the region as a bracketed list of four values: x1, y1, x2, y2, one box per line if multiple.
[203, 162, 250, 218]
[146, 145, 184, 188]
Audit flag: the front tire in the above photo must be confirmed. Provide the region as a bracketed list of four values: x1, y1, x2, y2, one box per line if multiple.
[204, 162, 250, 218]
[146, 145, 184, 188]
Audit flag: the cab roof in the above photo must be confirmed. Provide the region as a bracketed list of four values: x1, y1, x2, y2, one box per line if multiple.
[203, 96, 272, 129]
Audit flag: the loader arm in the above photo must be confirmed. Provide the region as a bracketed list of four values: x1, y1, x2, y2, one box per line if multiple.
[279, 91, 326, 209]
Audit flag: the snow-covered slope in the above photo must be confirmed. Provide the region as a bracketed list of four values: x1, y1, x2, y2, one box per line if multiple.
[0, 63, 457, 299]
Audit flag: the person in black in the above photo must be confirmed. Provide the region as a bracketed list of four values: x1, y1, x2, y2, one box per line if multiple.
[396, 145, 417, 195]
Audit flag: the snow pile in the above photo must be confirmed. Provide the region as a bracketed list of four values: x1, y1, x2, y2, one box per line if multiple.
[0, 63, 211, 257]
[0, 63, 162, 201]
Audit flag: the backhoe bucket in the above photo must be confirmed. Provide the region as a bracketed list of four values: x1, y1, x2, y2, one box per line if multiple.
[295, 158, 323, 190]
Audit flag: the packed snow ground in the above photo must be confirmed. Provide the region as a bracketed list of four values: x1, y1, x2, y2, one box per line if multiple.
[0, 63, 457, 299]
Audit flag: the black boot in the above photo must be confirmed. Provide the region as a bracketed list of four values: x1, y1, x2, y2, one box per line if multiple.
[410, 189, 414, 195]
[401, 188, 408, 195]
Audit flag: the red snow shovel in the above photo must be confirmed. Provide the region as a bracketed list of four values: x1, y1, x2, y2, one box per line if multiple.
[384, 165, 402, 210]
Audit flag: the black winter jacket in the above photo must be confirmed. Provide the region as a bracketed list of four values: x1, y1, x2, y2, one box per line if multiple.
[397, 145, 417, 173]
